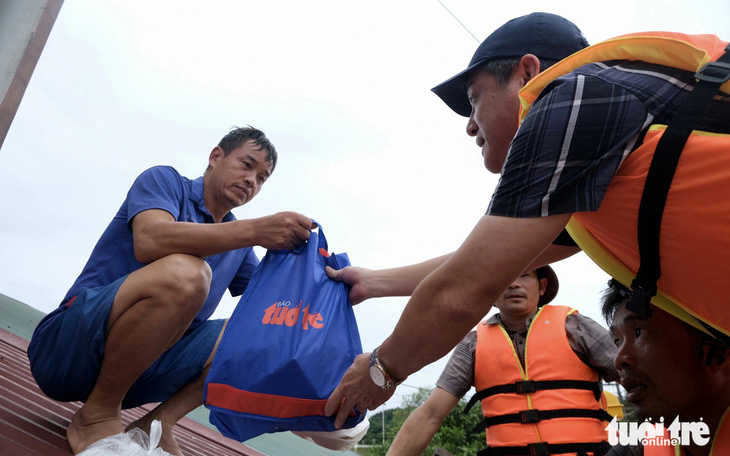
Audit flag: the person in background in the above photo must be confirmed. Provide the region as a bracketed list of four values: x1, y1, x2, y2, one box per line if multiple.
[602, 281, 730, 456]
[388, 267, 618, 456]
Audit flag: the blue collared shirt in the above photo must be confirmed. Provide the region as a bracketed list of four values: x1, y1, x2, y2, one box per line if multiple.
[62, 166, 259, 328]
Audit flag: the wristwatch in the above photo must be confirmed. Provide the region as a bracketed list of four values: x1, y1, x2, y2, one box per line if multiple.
[369, 346, 405, 390]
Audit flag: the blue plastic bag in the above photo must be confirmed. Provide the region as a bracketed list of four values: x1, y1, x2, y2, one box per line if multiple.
[204, 222, 364, 442]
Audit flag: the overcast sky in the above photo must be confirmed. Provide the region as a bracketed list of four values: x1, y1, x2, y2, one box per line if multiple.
[1, 0, 728, 409]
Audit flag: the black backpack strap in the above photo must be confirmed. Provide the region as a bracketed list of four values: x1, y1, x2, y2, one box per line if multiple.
[628, 44, 730, 318]
[472, 408, 613, 433]
[464, 380, 602, 414]
[477, 440, 612, 456]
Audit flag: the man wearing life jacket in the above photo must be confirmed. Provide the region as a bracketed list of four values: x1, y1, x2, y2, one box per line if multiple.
[324, 13, 730, 426]
[602, 281, 730, 456]
[388, 266, 618, 456]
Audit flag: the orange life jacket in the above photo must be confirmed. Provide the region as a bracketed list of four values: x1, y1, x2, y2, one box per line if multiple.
[518, 32, 730, 339]
[472, 305, 611, 455]
[643, 406, 730, 456]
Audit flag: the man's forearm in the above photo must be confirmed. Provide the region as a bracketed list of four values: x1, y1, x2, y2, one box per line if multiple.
[132, 211, 312, 263]
[526, 243, 580, 271]
[133, 218, 262, 262]
[387, 408, 442, 456]
[371, 253, 453, 298]
[325, 214, 572, 429]
[387, 388, 458, 456]
[376, 214, 572, 381]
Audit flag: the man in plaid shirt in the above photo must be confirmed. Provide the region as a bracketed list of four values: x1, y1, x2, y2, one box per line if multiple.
[324, 12, 730, 425]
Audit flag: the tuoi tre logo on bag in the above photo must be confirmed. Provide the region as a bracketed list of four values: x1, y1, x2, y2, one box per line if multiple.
[262, 300, 325, 330]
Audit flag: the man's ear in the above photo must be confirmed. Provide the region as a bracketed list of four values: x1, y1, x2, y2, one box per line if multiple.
[515, 54, 542, 86]
[699, 336, 729, 367]
[538, 277, 548, 296]
[208, 146, 224, 168]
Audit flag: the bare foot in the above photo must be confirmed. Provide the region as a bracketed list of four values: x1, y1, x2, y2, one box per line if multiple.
[126, 416, 183, 456]
[67, 405, 125, 454]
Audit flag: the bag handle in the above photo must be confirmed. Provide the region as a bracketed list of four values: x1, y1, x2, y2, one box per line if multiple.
[290, 219, 328, 254]
[311, 219, 328, 253]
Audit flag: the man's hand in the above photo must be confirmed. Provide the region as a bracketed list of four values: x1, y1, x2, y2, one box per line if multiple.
[251, 211, 315, 250]
[325, 266, 374, 305]
[324, 353, 395, 428]
[327, 253, 455, 305]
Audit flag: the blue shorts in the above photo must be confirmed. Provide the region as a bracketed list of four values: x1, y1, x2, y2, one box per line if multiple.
[28, 275, 226, 409]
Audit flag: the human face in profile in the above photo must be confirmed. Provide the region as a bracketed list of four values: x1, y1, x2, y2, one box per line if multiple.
[465, 70, 522, 173]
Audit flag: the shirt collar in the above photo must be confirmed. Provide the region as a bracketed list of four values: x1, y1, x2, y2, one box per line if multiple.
[486, 309, 540, 333]
[190, 175, 235, 223]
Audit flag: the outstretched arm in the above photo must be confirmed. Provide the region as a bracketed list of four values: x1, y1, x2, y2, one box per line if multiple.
[526, 242, 580, 271]
[326, 231, 578, 306]
[326, 253, 453, 304]
[386, 388, 460, 456]
[326, 213, 573, 427]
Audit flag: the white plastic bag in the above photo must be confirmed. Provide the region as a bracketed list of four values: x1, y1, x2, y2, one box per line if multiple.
[292, 417, 370, 451]
[76, 420, 174, 456]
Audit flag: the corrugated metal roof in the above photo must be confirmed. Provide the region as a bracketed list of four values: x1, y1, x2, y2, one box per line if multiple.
[0, 325, 269, 456]
[0, 294, 362, 456]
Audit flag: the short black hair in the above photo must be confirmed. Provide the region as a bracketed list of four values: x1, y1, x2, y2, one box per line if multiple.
[477, 57, 560, 87]
[210, 125, 278, 172]
[602, 279, 728, 364]
[601, 279, 632, 327]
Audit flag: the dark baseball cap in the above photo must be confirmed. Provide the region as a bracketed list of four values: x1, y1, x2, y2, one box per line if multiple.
[432, 12, 589, 117]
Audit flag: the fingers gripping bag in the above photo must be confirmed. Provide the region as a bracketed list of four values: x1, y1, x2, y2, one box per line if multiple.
[204, 221, 365, 442]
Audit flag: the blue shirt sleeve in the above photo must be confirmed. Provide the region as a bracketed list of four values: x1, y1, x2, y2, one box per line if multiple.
[126, 166, 186, 226]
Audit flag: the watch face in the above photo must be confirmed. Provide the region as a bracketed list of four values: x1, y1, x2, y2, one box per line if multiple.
[369, 364, 386, 387]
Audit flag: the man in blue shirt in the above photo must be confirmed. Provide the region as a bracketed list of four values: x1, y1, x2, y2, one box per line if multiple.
[28, 126, 314, 455]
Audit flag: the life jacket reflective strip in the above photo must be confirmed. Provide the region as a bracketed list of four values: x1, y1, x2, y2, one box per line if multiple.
[517, 32, 730, 338]
[518, 33, 730, 123]
[474, 305, 610, 453]
[643, 407, 730, 456]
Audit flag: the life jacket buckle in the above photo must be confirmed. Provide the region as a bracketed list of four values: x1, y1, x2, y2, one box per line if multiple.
[695, 60, 730, 85]
[519, 409, 540, 423]
[516, 380, 536, 393]
[528, 442, 549, 456]
[627, 279, 655, 318]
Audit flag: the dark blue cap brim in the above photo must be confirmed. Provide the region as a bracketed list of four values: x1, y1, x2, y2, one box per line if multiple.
[431, 61, 485, 117]
[431, 12, 589, 117]
[431, 65, 476, 117]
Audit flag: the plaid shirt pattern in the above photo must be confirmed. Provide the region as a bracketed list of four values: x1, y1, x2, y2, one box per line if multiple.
[487, 60, 720, 218]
